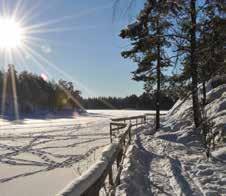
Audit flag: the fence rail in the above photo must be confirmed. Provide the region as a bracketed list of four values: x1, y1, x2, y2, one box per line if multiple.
[56, 113, 159, 196]
[110, 115, 148, 143]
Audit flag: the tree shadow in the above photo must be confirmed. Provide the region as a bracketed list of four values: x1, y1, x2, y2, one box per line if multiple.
[130, 134, 173, 195]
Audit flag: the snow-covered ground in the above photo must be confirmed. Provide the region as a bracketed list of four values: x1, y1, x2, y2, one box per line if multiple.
[0, 109, 154, 196]
[117, 129, 226, 196]
[117, 77, 226, 196]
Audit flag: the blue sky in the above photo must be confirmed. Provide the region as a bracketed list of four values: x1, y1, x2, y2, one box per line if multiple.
[0, 0, 146, 97]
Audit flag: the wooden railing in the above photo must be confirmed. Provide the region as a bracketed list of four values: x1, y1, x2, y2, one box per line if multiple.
[111, 115, 146, 125]
[110, 115, 149, 143]
[56, 114, 154, 196]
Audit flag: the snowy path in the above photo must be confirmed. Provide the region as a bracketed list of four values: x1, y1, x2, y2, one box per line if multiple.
[145, 136, 203, 196]
[117, 128, 226, 196]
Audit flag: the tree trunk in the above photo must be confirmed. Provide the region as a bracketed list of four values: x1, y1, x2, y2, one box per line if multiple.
[155, 19, 161, 132]
[156, 47, 161, 131]
[190, 0, 201, 128]
[202, 80, 206, 106]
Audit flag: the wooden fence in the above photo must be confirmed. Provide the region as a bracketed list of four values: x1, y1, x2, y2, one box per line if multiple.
[110, 115, 149, 143]
[56, 114, 154, 196]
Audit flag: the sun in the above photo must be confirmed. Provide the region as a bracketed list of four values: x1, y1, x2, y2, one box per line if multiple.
[0, 18, 25, 50]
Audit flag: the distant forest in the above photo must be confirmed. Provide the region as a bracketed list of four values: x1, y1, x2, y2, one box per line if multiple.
[82, 93, 176, 110]
[0, 65, 176, 115]
[1, 65, 82, 114]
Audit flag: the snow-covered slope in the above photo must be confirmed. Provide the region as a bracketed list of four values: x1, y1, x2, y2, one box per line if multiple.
[117, 132, 226, 196]
[160, 75, 226, 148]
[117, 76, 226, 196]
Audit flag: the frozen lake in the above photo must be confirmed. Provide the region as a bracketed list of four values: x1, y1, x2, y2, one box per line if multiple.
[0, 109, 158, 196]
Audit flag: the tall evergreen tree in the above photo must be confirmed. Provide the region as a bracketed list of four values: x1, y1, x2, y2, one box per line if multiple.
[198, 0, 226, 106]
[120, 0, 175, 131]
[170, 0, 202, 128]
[171, 0, 226, 128]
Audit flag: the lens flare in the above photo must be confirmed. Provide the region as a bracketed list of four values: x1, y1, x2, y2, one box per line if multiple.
[40, 73, 48, 81]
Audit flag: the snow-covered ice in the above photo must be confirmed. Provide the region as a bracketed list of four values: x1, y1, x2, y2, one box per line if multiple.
[0, 109, 153, 196]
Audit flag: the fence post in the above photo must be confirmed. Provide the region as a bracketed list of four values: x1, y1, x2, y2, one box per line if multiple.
[109, 165, 114, 186]
[117, 147, 123, 168]
[110, 123, 113, 143]
[128, 125, 131, 144]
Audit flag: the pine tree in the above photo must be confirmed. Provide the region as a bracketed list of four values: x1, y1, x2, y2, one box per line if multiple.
[198, 0, 226, 106]
[170, 0, 202, 128]
[120, 0, 175, 131]
[172, 0, 226, 127]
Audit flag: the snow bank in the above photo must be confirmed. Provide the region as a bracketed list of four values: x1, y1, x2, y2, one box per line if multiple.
[116, 140, 152, 196]
[56, 160, 108, 196]
[212, 147, 226, 161]
[56, 144, 118, 196]
[161, 75, 226, 147]
[206, 74, 226, 93]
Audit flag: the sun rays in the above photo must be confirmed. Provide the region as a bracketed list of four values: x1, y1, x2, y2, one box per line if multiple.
[0, 1, 116, 119]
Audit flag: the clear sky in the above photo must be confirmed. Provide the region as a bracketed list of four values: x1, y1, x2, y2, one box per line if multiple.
[0, 0, 146, 97]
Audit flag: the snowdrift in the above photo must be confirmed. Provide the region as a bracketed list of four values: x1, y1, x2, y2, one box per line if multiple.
[56, 144, 118, 196]
[159, 75, 226, 150]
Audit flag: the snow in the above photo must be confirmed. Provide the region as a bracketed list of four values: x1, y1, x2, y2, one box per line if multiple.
[0, 109, 153, 196]
[1, 74, 225, 196]
[116, 75, 226, 195]
[117, 129, 226, 195]
[57, 160, 108, 196]
[56, 144, 118, 196]
[212, 147, 226, 161]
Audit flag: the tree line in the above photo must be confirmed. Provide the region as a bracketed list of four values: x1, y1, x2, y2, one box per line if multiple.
[0, 65, 82, 115]
[82, 91, 176, 110]
[119, 0, 226, 135]
[1, 65, 176, 116]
